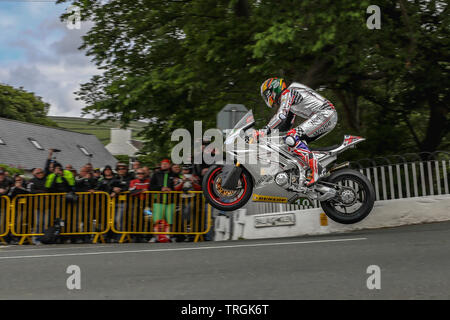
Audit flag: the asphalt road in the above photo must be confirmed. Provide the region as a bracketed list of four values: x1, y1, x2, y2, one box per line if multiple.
[1, 221, 450, 300]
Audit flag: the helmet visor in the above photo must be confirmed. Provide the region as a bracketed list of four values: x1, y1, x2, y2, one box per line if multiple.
[262, 89, 274, 108]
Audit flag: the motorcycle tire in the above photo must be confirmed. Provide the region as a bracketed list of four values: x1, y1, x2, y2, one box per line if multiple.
[202, 165, 254, 212]
[320, 168, 375, 224]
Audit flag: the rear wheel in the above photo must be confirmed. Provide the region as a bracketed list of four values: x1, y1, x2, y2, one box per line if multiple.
[202, 165, 253, 211]
[320, 168, 375, 224]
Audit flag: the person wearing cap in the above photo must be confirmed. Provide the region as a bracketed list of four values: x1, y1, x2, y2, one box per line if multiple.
[112, 162, 133, 194]
[95, 165, 117, 195]
[94, 165, 119, 242]
[0, 169, 13, 196]
[150, 159, 175, 193]
[93, 168, 102, 181]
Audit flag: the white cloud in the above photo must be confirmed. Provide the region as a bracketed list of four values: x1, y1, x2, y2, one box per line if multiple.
[0, 6, 100, 117]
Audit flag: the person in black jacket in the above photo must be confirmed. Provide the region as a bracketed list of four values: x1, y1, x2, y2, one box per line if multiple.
[94, 165, 118, 242]
[149, 159, 177, 242]
[113, 163, 133, 195]
[72, 166, 98, 243]
[0, 169, 13, 196]
[110, 163, 132, 241]
[0, 168, 14, 195]
[8, 175, 30, 198]
[75, 166, 97, 192]
[95, 165, 117, 195]
[27, 168, 47, 194]
[26, 169, 47, 244]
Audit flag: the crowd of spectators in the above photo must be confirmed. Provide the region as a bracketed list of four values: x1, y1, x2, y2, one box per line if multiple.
[0, 149, 207, 198]
[0, 148, 213, 244]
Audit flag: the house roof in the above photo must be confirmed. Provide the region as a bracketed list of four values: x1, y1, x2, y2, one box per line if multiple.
[0, 117, 118, 170]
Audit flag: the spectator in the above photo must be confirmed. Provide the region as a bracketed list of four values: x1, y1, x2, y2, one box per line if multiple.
[173, 165, 201, 192]
[93, 168, 102, 181]
[129, 169, 151, 242]
[171, 164, 182, 178]
[0, 169, 13, 196]
[193, 140, 213, 184]
[84, 163, 94, 174]
[95, 165, 118, 243]
[45, 163, 75, 193]
[132, 161, 141, 171]
[27, 168, 47, 194]
[150, 159, 175, 193]
[130, 161, 141, 178]
[75, 166, 97, 192]
[0, 166, 14, 185]
[44, 149, 59, 175]
[129, 169, 151, 196]
[142, 166, 152, 180]
[27, 168, 48, 244]
[72, 166, 96, 243]
[95, 165, 117, 195]
[8, 175, 30, 198]
[149, 159, 176, 243]
[108, 163, 133, 242]
[173, 165, 202, 242]
[113, 162, 133, 194]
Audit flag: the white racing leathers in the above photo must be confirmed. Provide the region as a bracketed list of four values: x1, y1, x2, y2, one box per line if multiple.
[266, 82, 338, 186]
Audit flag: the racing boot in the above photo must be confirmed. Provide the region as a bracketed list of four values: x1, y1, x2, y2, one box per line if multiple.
[305, 152, 320, 187]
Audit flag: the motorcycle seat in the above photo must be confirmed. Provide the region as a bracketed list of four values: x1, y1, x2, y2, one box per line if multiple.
[310, 144, 340, 152]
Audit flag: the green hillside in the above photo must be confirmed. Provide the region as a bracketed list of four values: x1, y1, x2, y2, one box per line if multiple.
[49, 116, 146, 145]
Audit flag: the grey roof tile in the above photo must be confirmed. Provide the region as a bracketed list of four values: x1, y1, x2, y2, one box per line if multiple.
[0, 117, 118, 170]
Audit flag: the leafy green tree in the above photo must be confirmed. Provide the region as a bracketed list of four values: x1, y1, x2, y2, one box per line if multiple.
[0, 164, 25, 176]
[0, 84, 57, 127]
[58, 0, 449, 160]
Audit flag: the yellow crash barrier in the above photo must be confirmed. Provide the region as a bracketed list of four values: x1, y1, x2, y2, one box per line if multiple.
[10, 192, 111, 245]
[111, 191, 212, 243]
[0, 196, 10, 244]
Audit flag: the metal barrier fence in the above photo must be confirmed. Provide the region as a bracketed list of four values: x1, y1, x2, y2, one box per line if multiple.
[0, 196, 10, 244]
[361, 159, 449, 201]
[10, 192, 111, 245]
[0, 191, 211, 245]
[111, 191, 211, 243]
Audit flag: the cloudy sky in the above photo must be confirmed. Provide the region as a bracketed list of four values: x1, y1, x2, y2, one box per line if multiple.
[0, 0, 99, 117]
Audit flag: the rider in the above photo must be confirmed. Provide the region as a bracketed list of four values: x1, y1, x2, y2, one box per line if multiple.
[258, 78, 338, 187]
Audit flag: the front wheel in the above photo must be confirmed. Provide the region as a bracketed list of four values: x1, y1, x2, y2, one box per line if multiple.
[320, 168, 375, 224]
[202, 165, 254, 211]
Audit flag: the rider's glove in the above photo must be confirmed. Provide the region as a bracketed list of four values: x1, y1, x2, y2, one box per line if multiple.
[246, 128, 269, 143]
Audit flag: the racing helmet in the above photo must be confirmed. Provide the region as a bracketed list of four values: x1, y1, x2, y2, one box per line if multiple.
[260, 78, 287, 108]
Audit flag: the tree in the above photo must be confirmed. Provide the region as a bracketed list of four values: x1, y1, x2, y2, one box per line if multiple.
[0, 83, 57, 127]
[58, 0, 449, 160]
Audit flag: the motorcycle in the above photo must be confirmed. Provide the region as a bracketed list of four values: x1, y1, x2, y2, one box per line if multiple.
[202, 110, 375, 224]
